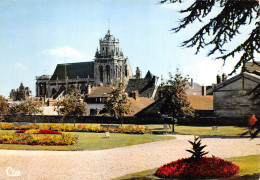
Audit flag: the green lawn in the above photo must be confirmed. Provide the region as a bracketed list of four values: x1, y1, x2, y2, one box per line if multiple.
[0, 130, 175, 151]
[1, 123, 248, 136]
[146, 125, 247, 136]
[113, 155, 260, 179]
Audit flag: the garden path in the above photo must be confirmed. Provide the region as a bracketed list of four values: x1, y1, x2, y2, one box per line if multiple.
[0, 135, 259, 180]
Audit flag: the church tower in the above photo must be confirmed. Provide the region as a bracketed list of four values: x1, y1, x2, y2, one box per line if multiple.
[94, 30, 132, 86]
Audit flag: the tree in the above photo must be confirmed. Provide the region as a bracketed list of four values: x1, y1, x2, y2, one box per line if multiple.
[19, 97, 43, 124]
[160, 0, 259, 75]
[0, 95, 9, 122]
[160, 70, 195, 120]
[55, 89, 86, 126]
[160, 0, 259, 136]
[105, 82, 131, 126]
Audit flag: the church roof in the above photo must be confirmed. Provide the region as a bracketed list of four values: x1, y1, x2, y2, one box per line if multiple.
[125, 78, 156, 98]
[51, 61, 94, 80]
[145, 71, 153, 79]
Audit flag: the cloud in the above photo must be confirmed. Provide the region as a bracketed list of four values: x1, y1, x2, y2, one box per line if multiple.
[15, 62, 28, 70]
[40, 46, 84, 62]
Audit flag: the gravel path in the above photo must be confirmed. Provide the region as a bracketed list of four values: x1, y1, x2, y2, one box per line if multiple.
[0, 135, 259, 180]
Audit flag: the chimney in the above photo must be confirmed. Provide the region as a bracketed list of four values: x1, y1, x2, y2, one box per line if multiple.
[190, 78, 194, 88]
[133, 91, 139, 100]
[222, 73, 227, 82]
[87, 85, 91, 94]
[201, 85, 207, 96]
[216, 74, 221, 84]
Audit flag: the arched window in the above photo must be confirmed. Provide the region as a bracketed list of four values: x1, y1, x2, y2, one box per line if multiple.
[106, 65, 110, 83]
[80, 84, 87, 94]
[99, 65, 103, 82]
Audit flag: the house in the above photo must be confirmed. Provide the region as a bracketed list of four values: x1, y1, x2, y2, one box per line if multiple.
[213, 72, 260, 118]
[85, 86, 155, 116]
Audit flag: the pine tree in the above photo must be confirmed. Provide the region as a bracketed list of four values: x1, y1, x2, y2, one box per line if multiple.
[160, 0, 259, 75]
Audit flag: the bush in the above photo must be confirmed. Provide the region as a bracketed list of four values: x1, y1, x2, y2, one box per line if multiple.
[155, 156, 240, 179]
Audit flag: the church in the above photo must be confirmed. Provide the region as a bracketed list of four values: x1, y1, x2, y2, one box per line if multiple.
[36, 30, 133, 98]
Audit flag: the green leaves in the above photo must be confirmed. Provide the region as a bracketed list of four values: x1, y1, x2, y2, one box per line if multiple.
[186, 136, 209, 160]
[160, 69, 194, 118]
[0, 95, 9, 116]
[55, 90, 87, 118]
[105, 82, 130, 119]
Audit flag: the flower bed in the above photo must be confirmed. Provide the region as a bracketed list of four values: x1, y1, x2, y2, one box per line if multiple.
[0, 133, 78, 146]
[0, 123, 39, 130]
[15, 129, 62, 135]
[42, 124, 152, 134]
[1, 123, 152, 134]
[155, 157, 240, 179]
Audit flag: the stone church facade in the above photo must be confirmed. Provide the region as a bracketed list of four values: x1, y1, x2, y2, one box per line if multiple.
[36, 30, 132, 98]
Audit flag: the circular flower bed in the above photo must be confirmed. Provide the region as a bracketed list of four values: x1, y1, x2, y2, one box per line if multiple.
[155, 156, 240, 179]
[15, 129, 62, 134]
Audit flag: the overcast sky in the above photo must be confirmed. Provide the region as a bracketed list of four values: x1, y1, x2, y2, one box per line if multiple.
[0, 0, 256, 98]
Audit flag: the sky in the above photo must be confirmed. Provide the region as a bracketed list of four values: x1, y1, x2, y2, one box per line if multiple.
[0, 0, 258, 98]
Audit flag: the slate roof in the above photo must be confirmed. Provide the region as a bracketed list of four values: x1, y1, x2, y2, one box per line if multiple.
[51, 61, 94, 80]
[125, 78, 156, 98]
[214, 72, 260, 91]
[186, 82, 202, 95]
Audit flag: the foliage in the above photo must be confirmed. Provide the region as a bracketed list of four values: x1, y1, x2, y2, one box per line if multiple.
[19, 98, 43, 116]
[155, 156, 240, 179]
[0, 95, 9, 117]
[160, 70, 194, 118]
[160, 0, 259, 75]
[105, 82, 131, 120]
[186, 136, 208, 160]
[0, 133, 78, 146]
[55, 90, 86, 119]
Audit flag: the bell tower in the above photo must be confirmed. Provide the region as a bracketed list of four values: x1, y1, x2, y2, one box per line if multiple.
[94, 30, 132, 86]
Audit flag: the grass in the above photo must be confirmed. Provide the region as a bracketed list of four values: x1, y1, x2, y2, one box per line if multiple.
[113, 155, 260, 180]
[145, 125, 247, 136]
[0, 130, 175, 151]
[2, 122, 248, 136]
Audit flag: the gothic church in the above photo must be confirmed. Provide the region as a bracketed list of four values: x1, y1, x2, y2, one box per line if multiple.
[36, 30, 132, 98]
